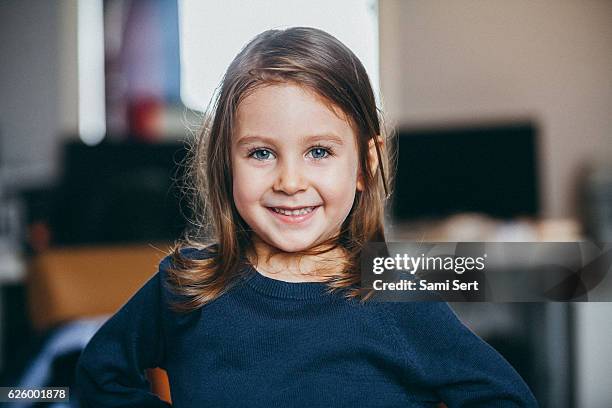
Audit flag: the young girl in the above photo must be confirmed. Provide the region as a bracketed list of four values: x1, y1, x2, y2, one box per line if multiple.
[76, 27, 537, 407]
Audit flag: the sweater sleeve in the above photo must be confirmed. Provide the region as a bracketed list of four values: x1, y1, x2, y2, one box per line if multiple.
[380, 301, 538, 407]
[75, 265, 172, 408]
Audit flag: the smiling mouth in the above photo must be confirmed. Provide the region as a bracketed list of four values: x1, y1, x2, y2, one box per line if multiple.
[269, 206, 318, 216]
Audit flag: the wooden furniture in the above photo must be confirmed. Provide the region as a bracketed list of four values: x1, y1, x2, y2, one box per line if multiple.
[27, 244, 172, 403]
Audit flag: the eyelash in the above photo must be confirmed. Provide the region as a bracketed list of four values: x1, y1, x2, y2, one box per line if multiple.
[247, 144, 336, 161]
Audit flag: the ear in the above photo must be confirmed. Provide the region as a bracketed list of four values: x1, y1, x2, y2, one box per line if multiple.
[357, 136, 383, 192]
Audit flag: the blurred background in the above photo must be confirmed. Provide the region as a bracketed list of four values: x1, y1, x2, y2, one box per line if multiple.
[0, 0, 611, 407]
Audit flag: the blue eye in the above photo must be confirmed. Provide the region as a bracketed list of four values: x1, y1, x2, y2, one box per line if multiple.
[250, 149, 274, 161]
[309, 147, 331, 160]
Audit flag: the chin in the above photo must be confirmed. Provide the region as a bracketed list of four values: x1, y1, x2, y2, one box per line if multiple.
[269, 237, 317, 253]
[275, 242, 313, 253]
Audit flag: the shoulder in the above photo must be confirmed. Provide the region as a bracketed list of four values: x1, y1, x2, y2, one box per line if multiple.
[345, 298, 462, 336]
[156, 243, 219, 306]
[158, 243, 218, 272]
[374, 301, 501, 367]
[371, 300, 471, 347]
[376, 300, 460, 326]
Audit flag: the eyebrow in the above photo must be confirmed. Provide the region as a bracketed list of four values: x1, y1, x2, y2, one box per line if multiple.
[236, 133, 345, 147]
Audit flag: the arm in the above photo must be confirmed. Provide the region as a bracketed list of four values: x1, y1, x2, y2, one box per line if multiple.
[380, 301, 538, 408]
[75, 268, 171, 408]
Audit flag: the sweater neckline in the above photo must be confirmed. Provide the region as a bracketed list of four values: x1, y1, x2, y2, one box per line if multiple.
[243, 263, 332, 300]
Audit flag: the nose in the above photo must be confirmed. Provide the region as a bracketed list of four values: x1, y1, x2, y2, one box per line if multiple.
[273, 157, 308, 195]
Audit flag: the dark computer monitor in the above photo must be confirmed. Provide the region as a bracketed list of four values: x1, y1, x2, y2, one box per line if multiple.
[391, 122, 539, 220]
[51, 139, 190, 245]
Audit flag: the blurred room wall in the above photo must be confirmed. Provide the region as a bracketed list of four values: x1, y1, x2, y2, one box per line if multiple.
[574, 303, 612, 408]
[380, 0, 612, 220]
[380, 2, 612, 407]
[0, 0, 78, 191]
[1, 2, 60, 189]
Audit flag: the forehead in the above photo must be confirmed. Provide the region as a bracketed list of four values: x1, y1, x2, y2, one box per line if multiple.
[234, 83, 356, 144]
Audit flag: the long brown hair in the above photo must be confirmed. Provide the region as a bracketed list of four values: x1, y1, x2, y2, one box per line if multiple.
[166, 27, 396, 311]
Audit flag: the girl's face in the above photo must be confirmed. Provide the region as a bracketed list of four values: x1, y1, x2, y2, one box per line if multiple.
[232, 83, 362, 253]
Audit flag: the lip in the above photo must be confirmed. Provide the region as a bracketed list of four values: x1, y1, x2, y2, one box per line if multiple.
[266, 205, 320, 225]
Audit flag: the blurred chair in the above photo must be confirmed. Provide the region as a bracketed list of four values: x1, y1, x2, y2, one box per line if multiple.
[26, 243, 172, 403]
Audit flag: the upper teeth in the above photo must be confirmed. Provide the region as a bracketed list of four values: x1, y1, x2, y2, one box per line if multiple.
[273, 207, 316, 216]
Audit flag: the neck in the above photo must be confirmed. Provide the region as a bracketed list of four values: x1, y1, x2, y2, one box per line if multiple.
[247, 236, 348, 283]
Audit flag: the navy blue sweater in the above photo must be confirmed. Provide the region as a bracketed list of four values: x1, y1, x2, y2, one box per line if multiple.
[76, 248, 537, 407]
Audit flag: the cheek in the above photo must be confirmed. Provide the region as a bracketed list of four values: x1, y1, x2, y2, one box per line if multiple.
[232, 163, 261, 210]
[318, 160, 359, 210]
